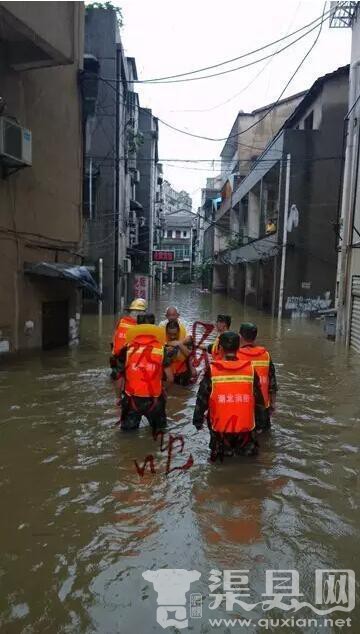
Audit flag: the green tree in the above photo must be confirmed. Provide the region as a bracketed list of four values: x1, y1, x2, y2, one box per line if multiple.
[86, 2, 123, 27]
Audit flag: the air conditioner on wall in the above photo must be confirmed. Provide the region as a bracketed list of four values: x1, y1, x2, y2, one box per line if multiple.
[0, 116, 32, 167]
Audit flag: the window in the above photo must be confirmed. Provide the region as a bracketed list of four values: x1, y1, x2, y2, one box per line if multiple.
[176, 230, 181, 238]
[182, 230, 188, 238]
[167, 230, 172, 238]
[304, 111, 314, 130]
[83, 168, 99, 218]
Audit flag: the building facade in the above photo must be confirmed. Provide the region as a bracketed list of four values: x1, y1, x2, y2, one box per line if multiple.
[0, 1, 85, 352]
[220, 92, 306, 182]
[163, 180, 192, 214]
[130, 107, 159, 299]
[82, 6, 140, 314]
[161, 211, 196, 283]
[199, 177, 222, 289]
[331, 3, 360, 352]
[212, 66, 349, 319]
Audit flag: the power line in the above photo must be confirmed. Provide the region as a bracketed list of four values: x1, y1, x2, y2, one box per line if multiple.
[99, 76, 281, 152]
[118, 8, 330, 84]
[133, 10, 330, 85]
[86, 154, 343, 165]
[155, 7, 326, 142]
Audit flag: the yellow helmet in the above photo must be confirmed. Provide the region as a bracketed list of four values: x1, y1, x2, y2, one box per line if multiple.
[128, 298, 147, 311]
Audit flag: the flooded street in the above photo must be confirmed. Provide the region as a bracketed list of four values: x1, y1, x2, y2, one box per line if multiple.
[1, 285, 360, 633]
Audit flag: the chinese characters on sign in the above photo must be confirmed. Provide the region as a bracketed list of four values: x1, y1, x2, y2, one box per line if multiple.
[133, 274, 149, 300]
[152, 250, 175, 262]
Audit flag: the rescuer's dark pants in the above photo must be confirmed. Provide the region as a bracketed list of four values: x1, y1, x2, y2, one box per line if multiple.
[255, 406, 271, 433]
[120, 393, 167, 431]
[208, 429, 259, 461]
[173, 369, 192, 386]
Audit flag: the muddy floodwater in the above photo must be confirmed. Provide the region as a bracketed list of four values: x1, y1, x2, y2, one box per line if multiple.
[1, 285, 360, 633]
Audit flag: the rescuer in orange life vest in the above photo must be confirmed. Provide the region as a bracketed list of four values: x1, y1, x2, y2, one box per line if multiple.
[237, 322, 278, 432]
[110, 298, 147, 379]
[193, 331, 265, 460]
[116, 313, 173, 431]
[199, 314, 231, 360]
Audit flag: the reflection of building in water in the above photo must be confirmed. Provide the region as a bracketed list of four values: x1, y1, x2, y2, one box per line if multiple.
[111, 483, 166, 555]
[191, 452, 286, 564]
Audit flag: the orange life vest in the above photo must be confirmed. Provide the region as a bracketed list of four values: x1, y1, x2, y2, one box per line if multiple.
[237, 346, 270, 407]
[125, 334, 164, 398]
[209, 358, 255, 433]
[112, 316, 136, 356]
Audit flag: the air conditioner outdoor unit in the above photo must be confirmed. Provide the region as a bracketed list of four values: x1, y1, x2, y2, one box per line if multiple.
[0, 117, 32, 167]
[123, 257, 132, 274]
[128, 210, 137, 225]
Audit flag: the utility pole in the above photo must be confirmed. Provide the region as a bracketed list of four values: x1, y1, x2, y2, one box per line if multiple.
[113, 46, 120, 316]
[278, 154, 291, 320]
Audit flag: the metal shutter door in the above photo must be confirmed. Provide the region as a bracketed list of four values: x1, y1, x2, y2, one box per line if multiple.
[350, 276, 360, 353]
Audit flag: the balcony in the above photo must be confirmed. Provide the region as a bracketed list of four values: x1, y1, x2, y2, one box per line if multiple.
[0, 2, 78, 70]
[217, 232, 279, 265]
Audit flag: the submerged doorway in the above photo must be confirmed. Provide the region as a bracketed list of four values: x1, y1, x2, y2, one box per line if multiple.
[42, 301, 69, 350]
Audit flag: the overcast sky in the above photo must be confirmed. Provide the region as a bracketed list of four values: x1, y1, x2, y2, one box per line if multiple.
[116, 0, 351, 208]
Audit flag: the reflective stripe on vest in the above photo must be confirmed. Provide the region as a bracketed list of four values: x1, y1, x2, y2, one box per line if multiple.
[238, 347, 270, 408]
[209, 360, 255, 433]
[125, 336, 164, 398]
[113, 317, 136, 355]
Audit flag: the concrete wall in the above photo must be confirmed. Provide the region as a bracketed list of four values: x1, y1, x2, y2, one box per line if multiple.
[282, 74, 348, 316]
[135, 108, 157, 274]
[341, 12, 360, 342]
[0, 2, 78, 65]
[83, 8, 129, 314]
[237, 95, 305, 176]
[0, 2, 84, 352]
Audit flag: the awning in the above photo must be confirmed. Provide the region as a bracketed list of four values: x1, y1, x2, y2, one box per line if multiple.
[130, 199, 143, 211]
[24, 262, 101, 298]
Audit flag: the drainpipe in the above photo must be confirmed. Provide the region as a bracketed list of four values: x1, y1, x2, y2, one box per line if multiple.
[336, 59, 360, 342]
[189, 226, 193, 282]
[89, 157, 93, 221]
[278, 154, 291, 319]
[98, 257, 103, 336]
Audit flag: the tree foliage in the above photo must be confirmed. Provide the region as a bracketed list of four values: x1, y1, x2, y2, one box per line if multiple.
[86, 2, 123, 27]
